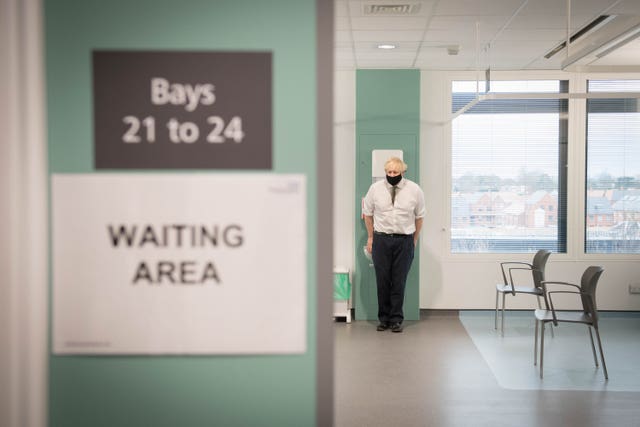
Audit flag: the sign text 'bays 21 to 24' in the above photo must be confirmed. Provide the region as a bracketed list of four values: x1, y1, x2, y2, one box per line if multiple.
[122, 77, 244, 145]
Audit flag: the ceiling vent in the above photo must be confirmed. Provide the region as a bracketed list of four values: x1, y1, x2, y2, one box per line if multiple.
[363, 3, 421, 15]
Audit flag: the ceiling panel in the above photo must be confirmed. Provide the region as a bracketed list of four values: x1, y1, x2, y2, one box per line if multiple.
[415, 54, 476, 70]
[610, 0, 640, 14]
[334, 16, 351, 31]
[508, 13, 597, 30]
[516, 0, 611, 16]
[565, 0, 622, 15]
[496, 28, 567, 42]
[429, 15, 507, 31]
[335, 30, 353, 43]
[423, 28, 496, 43]
[334, 0, 349, 16]
[351, 30, 426, 42]
[350, 16, 429, 30]
[434, 0, 525, 16]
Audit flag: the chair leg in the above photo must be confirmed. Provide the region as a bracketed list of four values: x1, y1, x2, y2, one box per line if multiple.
[587, 327, 599, 367]
[594, 327, 609, 380]
[495, 290, 499, 330]
[537, 296, 554, 337]
[539, 321, 545, 379]
[501, 293, 506, 336]
[534, 319, 539, 366]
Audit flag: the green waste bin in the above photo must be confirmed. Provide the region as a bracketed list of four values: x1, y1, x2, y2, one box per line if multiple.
[333, 268, 351, 300]
[333, 267, 351, 322]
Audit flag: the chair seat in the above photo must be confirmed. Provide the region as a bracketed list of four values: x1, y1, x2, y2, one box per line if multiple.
[534, 309, 593, 325]
[496, 283, 542, 295]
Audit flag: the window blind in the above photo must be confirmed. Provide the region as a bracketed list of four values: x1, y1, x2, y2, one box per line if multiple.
[451, 80, 568, 253]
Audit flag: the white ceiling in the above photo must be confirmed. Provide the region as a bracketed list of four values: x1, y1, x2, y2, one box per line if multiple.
[335, 0, 640, 71]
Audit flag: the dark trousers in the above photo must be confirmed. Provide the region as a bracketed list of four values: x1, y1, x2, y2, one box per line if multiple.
[371, 233, 415, 324]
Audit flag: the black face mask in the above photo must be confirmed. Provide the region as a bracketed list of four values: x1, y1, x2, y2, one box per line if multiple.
[386, 174, 402, 186]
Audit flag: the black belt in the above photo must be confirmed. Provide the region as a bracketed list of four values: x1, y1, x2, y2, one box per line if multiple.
[374, 231, 412, 238]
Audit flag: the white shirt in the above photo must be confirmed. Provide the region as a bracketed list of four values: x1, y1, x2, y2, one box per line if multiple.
[363, 177, 425, 235]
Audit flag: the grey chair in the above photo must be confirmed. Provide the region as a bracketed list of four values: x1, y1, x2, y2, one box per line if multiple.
[534, 266, 607, 380]
[495, 249, 551, 335]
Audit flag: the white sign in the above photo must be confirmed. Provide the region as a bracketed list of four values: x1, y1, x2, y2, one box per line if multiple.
[52, 174, 306, 354]
[372, 149, 403, 178]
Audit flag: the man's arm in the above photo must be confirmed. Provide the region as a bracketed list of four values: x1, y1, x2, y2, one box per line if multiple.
[414, 217, 423, 246]
[364, 215, 374, 253]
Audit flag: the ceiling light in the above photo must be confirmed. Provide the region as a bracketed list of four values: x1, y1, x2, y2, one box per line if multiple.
[544, 15, 612, 59]
[561, 15, 640, 70]
[377, 44, 396, 50]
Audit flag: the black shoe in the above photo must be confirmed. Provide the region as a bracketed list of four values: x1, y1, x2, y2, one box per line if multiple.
[390, 323, 403, 333]
[376, 322, 389, 331]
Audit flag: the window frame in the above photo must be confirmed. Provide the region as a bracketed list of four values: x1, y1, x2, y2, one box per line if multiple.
[448, 76, 569, 255]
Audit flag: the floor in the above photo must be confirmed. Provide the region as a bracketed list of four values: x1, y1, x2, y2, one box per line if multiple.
[334, 310, 640, 427]
[460, 310, 640, 391]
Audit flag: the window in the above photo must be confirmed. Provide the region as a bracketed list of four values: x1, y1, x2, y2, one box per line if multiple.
[451, 80, 568, 253]
[586, 80, 640, 254]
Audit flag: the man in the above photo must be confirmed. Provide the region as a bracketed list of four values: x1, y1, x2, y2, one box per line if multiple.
[363, 157, 425, 333]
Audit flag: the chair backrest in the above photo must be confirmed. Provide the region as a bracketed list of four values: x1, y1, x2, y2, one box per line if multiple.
[531, 249, 552, 289]
[580, 266, 605, 323]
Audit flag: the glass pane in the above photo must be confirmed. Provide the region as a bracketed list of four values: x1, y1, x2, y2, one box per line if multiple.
[451, 80, 567, 253]
[586, 80, 640, 254]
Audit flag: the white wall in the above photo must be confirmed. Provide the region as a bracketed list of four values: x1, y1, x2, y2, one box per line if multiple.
[334, 68, 640, 311]
[333, 69, 356, 274]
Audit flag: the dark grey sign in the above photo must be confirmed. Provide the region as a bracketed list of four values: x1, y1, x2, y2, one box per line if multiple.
[93, 51, 272, 169]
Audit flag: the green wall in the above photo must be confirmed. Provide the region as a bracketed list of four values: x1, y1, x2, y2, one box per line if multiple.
[354, 69, 421, 321]
[46, 1, 322, 425]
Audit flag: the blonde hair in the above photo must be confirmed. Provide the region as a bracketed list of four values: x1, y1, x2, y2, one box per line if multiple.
[384, 157, 407, 173]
